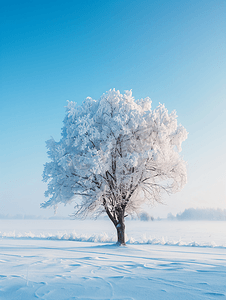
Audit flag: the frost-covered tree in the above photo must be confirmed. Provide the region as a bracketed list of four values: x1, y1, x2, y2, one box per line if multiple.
[42, 89, 188, 245]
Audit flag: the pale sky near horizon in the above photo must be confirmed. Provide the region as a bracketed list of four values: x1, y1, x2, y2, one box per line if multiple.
[0, 0, 225, 218]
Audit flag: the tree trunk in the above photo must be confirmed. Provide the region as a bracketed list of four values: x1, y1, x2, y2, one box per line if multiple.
[116, 220, 126, 245]
[103, 200, 126, 246]
[115, 206, 126, 245]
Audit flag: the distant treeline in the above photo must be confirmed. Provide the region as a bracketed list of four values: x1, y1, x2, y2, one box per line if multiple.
[1, 208, 226, 221]
[168, 208, 226, 221]
[138, 212, 154, 221]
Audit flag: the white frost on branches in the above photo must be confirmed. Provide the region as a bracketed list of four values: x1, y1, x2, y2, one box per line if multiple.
[42, 89, 188, 218]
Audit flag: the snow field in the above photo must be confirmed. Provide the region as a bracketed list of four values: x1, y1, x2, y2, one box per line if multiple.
[0, 219, 226, 247]
[0, 239, 226, 300]
[0, 219, 226, 299]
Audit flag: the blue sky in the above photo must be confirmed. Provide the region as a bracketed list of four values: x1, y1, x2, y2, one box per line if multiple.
[0, 0, 225, 218]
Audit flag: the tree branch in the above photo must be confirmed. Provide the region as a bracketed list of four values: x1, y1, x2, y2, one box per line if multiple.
[103, 198, 117, 226]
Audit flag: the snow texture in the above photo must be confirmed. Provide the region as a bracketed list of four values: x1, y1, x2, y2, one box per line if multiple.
[0, 220, 226, 300]
[0, 219, 226, 248]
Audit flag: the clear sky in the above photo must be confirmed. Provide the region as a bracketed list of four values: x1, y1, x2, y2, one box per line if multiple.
[0, 0, 225, 218]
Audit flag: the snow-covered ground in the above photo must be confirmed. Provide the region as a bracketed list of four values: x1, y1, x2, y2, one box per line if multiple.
[0, 219, 226, 299]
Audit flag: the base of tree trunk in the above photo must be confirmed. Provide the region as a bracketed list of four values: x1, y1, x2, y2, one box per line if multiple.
[115, 241, 126, 246]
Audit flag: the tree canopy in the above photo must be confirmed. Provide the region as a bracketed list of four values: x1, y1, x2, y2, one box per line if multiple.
[42, 89, 188, 244]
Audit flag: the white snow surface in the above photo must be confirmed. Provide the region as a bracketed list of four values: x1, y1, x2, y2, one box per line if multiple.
[0, 219, 226, 299]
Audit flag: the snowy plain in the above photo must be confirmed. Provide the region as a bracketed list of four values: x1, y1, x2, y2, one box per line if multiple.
[0, 219, 226, 299]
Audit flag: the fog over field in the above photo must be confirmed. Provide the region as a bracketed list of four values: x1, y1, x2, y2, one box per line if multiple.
[1, 207, 226, 222]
